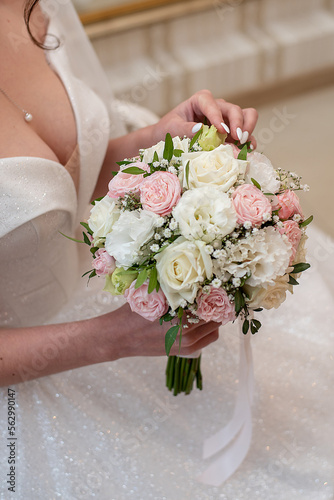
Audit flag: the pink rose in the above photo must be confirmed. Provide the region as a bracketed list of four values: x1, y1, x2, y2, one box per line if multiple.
[277, 190, 303, 221]
[139, 171, 181, 216]
[124, 281, 169, 322]
[92, 249, 116, 276]
[196, 286, 236, 324]
[108, 161, 150, 198]
[279, 220, 302, 265]
[232, 184, 272, 226]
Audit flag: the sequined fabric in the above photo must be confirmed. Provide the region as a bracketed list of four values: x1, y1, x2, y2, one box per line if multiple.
[0, 1, 333, 499]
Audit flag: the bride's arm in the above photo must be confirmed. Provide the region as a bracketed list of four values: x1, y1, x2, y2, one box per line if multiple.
[0, 304, 219, 387]
[92, 90, 258, 199]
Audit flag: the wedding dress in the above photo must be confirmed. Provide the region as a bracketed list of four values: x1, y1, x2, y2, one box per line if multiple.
[0, 2, 333, 499]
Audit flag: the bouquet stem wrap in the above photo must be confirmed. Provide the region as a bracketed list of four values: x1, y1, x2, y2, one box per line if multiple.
[198, 318, 254, 486]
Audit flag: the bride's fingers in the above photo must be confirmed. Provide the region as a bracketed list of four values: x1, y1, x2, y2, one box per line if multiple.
[178, 328, 220, 356]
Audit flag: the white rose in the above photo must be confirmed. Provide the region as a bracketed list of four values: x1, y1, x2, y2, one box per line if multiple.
[105, 209, 159, 267]
[142, 137, 189, 164]
[155, 236, 213, 310]
[223, 226, 292, 286]
[244, 273, 293, 309]
[245, 152, 280, 194]
[88, 195, 121, 243]
[180, 144, 247, 191]
[173, 186, 237, 243]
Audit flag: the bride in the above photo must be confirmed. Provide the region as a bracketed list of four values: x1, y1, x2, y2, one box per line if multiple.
[0, 1, 332, 499]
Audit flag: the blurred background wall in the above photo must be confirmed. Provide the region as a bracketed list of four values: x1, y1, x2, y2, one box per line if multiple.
[77, 0, 334, 239]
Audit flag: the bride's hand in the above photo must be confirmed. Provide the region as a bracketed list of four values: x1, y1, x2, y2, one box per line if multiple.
[152, 89, 258, 148]
[100, 304, 220, 360]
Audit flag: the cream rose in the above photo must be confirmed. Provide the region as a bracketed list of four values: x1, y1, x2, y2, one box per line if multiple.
[105, 209, 159, 267]
[172, 186, 237, 243]
[180, 144, 247, 191]
[88, 195, 121, 243]
[155, 236, 213, 310]
[244, 273, 293, 310]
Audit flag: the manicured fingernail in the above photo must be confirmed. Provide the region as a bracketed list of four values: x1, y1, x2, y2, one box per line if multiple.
[250, 144, 254, 150]
[241, 131, 249, 144]
[192, 123, 203, 134]
[221, 122, 230, 134]
[236, 127, 243, 141]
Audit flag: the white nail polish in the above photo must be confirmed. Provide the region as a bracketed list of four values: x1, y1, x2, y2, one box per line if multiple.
[192, 123, 203, 134]
[250, 144, 254, 150]
[236, 127, 243, 141]
[221, 122, 230, 134]
[241, 131, 249, 144]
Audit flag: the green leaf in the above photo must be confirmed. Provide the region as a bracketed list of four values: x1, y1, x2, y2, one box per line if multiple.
[251, 178, 262, 190]
[135, 269, 148, 289]
[252, 319, 261, 330]
[58, 231, 85, 244]
[91, 196, 104, 205]
[165, 325, 180, 356]
[292, 262, 310, 274]
[288, 275, 299, 285]
[190, 128, 202, 149]
[83, 232, 91, 246]
[250, 322, 258, 335]
[116, 160, 133, 166]
[148, 267, 158, 294]
[80, 222, 92, 234]
[82, 269, 94, 278]
[153, 151, 159, 163]
[90, 246, 99, 255]
[185, 160, 190, 189]
[122, 167, 146, 175]
[263, 192, 275, 196]
[234, 289, 245, 314]
[237, 144, 248, 161]
[173, 149, 183, 157]
[89, 270, 97, 279]
[242, 319, 249, 335]
[110, 170, 118, 177]
[163, 133, 174, 161]
[253, 308, 263, 312]
[300, 215, 313, 228]
[161, 312, 174, 323]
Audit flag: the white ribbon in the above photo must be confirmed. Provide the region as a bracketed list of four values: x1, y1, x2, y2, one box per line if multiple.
[198, 319, 254, 486]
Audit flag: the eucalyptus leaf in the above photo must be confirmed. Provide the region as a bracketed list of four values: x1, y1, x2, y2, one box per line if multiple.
[80, 222, 92, 234]
[83, 232, 91, 246]
[251, 178, 262, 190]
[122, 167, 146, 175]
[189, 128, 202, 149]
[292, 262, 310, 274]
[300, 215, 313, 227]
[135, 269, 148, 289]
[165, 325, 180, 356]
[148, 267, 158, 294]
[116, 160, 133, 166]
[242, 319, 249, 335]
[234, 289, 245, 314]
[153, 151, 159, 163]
[163, 133, 174, 161]
[288, 275, 299, 286]
[185, 161, 190, 189]
[173, 149, 183, 157]
[237, 144, 248, 161]
[252, 319, 261, 329]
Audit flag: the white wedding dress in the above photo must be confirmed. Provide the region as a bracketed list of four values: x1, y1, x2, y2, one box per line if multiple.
[0, 2, 333, 499]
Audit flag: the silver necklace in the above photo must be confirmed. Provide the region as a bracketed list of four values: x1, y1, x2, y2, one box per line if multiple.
[0, 87, 33, 122]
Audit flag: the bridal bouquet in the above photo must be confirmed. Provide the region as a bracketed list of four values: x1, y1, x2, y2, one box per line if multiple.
[80, 125, 312, 395]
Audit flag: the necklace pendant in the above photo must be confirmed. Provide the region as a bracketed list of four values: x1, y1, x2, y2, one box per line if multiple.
[24, 112, 33, 123]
